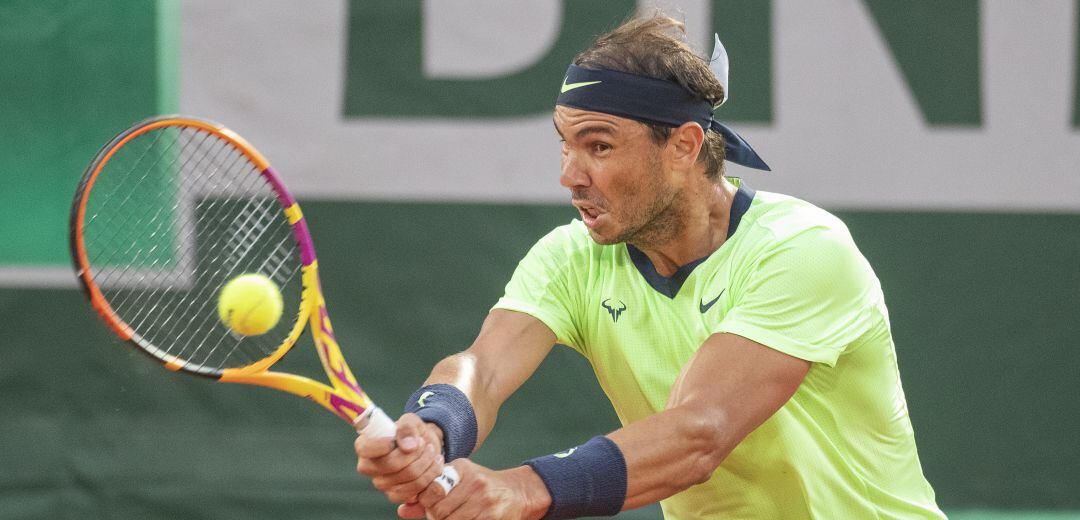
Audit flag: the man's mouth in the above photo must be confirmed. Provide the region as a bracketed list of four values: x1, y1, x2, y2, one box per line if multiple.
[573, 201, 604, 227]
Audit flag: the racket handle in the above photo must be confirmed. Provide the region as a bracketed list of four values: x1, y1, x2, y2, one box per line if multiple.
[354, 406, 460, 493]
[355, 406, 397, 438]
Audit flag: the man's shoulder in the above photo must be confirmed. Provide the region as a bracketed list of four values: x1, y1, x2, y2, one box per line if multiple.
[744, 190, 852, 243]
[733, 191, 875, 297]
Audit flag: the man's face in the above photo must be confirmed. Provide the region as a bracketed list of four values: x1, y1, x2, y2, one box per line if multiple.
[553, 105, 681, 246]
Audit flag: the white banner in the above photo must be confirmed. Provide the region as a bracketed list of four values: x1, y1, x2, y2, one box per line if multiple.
[180, 0, 1080, 211]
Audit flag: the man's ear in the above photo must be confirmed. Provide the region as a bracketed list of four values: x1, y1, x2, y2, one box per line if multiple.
[667, 122, 706, 170]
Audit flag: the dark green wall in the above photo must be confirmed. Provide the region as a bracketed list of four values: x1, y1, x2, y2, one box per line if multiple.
[2, 201, 1078, 518]
[842, 210, 1080, 506]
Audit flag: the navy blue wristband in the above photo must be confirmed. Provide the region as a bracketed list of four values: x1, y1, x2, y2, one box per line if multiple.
[524, 436, 628, 519]
[403, 384, 478, 461]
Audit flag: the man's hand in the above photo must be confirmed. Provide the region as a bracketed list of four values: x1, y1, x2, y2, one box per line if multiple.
[355, 413, 446, 504]
[397, 459, 551, 520]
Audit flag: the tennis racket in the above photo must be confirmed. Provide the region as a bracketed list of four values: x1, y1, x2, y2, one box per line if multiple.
[70, 115, 457, 491]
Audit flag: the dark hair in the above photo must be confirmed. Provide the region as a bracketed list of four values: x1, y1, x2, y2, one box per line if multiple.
[573, 14, 727, 181]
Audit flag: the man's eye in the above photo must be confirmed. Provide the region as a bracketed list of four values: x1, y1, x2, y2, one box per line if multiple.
[593, 143, 611, 154]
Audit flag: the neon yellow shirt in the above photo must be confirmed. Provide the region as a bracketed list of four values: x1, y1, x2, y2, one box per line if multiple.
[493, 185, 945, 519]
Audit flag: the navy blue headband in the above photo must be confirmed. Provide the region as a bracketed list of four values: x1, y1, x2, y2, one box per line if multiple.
[555, 64, 770, 171]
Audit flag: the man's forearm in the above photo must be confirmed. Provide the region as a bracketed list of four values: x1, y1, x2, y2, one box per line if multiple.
[611, 332, 811, 510]
[422, 351, 500, 448]
[419, 309, 557, 450]
[608, 405, 735, 509]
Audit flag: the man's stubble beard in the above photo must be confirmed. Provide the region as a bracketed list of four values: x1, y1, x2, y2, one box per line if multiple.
[601, 156, 685, 249]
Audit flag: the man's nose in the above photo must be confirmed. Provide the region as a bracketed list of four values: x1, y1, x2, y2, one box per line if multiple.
[560, 152, 590, 189]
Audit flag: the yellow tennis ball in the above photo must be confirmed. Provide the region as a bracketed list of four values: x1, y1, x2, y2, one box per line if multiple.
[217, 273, 283, 336]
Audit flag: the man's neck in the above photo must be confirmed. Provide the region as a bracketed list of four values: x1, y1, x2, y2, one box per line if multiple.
[631, 179, 737, 277]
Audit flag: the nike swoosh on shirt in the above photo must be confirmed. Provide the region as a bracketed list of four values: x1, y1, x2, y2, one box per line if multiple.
[699, 289, 726, 313]
[560, 79, 601, 93]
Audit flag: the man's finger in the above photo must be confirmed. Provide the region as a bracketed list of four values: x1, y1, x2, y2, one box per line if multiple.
[416, 474, 450, 511]
[359, 443, 431, 477]
[418, 460, 470, 515]
[379, 444, 441, 500]
[396, 502, 426, 519]
[442, 495, 487, 520]
[385, 448, 446, 500]
[419, 422, 445, 456]
[394, 414, 427, 453]
[423, 480, 468, 520]
[355, 434, 396, 459]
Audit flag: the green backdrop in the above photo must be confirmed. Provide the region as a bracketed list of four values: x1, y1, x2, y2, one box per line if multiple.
[1, 1, 1078, 518]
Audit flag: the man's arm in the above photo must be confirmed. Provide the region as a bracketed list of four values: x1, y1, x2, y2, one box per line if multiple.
[612, 331, 810, 508]
[415, 332, 810, 519]
[421, 309, 557, 448]
[354, 309, 555, 507]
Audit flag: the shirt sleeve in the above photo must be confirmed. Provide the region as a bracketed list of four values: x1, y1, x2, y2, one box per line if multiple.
[714, 224, 883, 366]
[491, 225, 585, 352]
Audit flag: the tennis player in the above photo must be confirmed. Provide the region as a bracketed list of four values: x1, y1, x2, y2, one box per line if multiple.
[355, 14, 946, 520]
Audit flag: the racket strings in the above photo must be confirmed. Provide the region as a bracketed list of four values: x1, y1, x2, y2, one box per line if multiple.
[88, 129, 199, 285]
[91, 129, 220, 292]
[101, 130, 226, 307]
[184, 151, 304, 367]
[90, 127, 233, 337]
[142, 131, 298, 368]
[86, 127, 175, 233]
[170, 196, 287, 366]
[82, 125, 304, 373]
[136, 136, 259, 363]
[202, 233, 301, 366]
[107, 132, 241, 334]
[152, 134, 294, 367]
